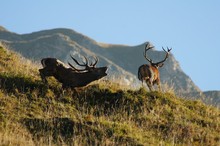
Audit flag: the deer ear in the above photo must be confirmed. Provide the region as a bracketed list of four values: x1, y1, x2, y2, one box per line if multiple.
[158, 63, 164, 67]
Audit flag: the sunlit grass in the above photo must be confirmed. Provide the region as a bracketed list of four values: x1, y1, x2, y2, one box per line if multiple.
[0, 44, 220, 145]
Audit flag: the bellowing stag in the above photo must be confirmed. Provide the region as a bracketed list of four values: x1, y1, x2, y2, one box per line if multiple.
[138, 43, 172, 91]
[39, 56, 107, 88]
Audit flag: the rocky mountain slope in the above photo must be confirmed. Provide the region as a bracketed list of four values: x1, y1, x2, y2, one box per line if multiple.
[0, 26, 219, 105]
[204, 91, 220, 108]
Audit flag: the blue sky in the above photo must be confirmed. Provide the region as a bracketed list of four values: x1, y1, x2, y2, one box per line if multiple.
[1, 0, 220, 91]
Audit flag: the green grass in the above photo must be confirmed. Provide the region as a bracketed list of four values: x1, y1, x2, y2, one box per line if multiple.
[0, 45, 220, 145]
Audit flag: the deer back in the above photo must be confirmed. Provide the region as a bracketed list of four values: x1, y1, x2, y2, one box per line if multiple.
[41, 58, 68, 72]
[55, 66, 107, 88]
[138, 64, 159, 82]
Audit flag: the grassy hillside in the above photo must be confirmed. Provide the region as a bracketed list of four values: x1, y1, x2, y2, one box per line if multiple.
[0, 45, 220, 146]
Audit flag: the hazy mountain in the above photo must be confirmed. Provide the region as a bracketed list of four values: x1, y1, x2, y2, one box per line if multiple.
[0, 25, 219, 105]
[0, 27, 136, 86]
[203, 91, 220, 107]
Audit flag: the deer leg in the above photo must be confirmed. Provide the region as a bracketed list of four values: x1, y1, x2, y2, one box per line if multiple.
[155, 79, 161, 91]
[61, 84, 70, 95]
[62, 84, 69, 89]
[39, 68, 55, 84]
[157, 83, 161, 91]
[39, 69, 48, 83]
[146, 80, 153, 91]
[39, 67, 56, 84]
[141, 79, 144, 87]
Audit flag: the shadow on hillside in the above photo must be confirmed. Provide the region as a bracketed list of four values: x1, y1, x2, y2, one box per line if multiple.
[0, 74, 43, 92]
[23, 117, 74, 145]
[22, 117, 102, 145]
[74, 85, 150, 116]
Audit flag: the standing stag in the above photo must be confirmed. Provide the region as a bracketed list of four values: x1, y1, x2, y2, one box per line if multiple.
[39, 56, 107, 88]
[138, 43, 172, 91]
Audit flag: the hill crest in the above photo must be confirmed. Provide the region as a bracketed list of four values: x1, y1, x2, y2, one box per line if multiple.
[0, 45, 220, 145]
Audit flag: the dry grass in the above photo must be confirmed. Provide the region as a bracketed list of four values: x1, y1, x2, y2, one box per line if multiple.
[0, 43, 39, 77]
[0, 45, 220, 145]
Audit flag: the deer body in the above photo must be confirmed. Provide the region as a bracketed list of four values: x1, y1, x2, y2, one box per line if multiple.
[138, 64, 161, 91]
[39, 57, 107, 88]
[138, 43, 171, 91]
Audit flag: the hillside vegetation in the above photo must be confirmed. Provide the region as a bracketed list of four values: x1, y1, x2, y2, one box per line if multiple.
[0, 45, 220, 146]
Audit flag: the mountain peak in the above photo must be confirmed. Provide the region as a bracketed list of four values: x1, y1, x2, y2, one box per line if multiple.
[0, 26, 8, 32]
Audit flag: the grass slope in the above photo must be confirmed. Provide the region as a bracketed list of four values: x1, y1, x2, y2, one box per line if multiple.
[0, 45, 220, 146]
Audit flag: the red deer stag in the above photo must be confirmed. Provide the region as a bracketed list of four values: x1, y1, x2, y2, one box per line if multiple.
[138, 43, 172, 91]
[39, 56, 107, 88]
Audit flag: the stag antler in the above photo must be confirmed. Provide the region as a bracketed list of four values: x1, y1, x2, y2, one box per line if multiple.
[68, 55, 100, 72]
[68, 55, 90, 72]
[143, 43, 154, 64]
[90, 56, 99, 67]
[155, 47, 172, 64]
[71, 56, 89, 67]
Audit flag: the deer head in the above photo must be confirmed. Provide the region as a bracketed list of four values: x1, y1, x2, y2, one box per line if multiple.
[143, 43, 172, 68]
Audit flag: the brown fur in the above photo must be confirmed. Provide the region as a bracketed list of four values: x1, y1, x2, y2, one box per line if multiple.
[39, 58, 107, 89]
[138, 64, 161, 91]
